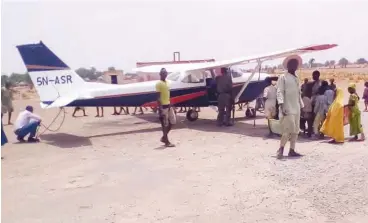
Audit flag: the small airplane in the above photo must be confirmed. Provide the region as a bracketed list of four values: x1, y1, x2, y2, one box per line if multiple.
[16, 41, 337, 121]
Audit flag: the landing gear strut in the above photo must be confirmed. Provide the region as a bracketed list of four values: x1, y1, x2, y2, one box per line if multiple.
[186, 109, 199, 122]
[245, 108, 256, 118]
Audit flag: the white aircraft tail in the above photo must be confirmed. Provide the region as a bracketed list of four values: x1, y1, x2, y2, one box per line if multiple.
[16, 41, 86, 107]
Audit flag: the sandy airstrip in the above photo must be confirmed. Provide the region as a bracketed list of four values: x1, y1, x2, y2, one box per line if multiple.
[1, 80, 368, 223]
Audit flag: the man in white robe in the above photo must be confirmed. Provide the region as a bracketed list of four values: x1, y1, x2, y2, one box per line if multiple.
[263, 81, 277, 119]
[276, 55, 304, 159]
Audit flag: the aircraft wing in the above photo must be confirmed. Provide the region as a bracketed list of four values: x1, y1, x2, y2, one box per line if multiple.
[133, 44, 337, 73]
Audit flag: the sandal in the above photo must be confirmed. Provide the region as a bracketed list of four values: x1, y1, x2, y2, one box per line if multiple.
[165, 143, 175, 147]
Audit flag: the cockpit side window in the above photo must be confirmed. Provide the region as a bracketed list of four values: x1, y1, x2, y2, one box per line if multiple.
[182, 71, 205, 83]
[204, 70, 213, 79]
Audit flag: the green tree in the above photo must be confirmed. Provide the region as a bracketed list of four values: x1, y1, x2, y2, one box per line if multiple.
[1, 75, 9, 86]
[356, 58, 367, 64]
[338, 58, 349, 68]
[24, 73, 34, 89]
[324, 61, 330, 67]
[108, 66, 116, 72]
[75, 67, 101, 80]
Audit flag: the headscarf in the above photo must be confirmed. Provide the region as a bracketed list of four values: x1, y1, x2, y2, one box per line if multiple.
[348, 83, 359, 99]
[348, 83, 356, 89]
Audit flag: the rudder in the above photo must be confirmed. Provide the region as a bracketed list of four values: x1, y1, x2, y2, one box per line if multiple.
[16, 41, 85, 105]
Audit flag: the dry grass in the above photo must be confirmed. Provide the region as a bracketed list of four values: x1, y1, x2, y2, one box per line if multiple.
[12, 87, 37, 100]
[274, 67, 368, 83]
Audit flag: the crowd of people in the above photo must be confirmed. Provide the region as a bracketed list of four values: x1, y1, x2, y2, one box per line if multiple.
[263, 55, 366, 159]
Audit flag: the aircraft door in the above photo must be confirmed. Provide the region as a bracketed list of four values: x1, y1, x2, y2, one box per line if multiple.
[205, 70, 218, 104]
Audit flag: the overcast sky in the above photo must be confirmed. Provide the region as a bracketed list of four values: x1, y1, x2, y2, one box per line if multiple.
[1, 0, 367, 74]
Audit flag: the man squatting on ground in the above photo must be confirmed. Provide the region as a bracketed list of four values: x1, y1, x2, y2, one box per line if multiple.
[276, 55, 304, 159]
[156, 68, 176, 147]
[14, 105, 42, 143]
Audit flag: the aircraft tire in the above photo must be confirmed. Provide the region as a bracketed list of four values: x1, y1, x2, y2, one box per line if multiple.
[186, 109, 199, 122]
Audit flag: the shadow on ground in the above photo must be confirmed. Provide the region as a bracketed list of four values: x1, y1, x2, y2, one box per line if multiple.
[131, 114, 315, 144]
[40, 133, 92, 148]
[41, 113, 323, 148]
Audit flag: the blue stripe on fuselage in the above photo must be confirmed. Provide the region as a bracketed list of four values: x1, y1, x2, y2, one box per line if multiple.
[42, 80, 271, 107]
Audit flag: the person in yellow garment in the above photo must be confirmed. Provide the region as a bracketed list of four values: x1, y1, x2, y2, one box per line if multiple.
[320, 88, 345, 143]
[156, 68, 176, 147]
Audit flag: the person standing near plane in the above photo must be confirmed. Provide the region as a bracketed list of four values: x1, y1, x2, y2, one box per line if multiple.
[216, 67, 233, 126]
[276, 55, 304, 159]
[96, 107, 104, 117]
[72, 107, 87, 117]
[263, 80, 277, 119]
[311, 70, 322, 104]
[329, 78, 336, 91]
[300, 78, 309, 94]
[1, 82, 14, 125]
[156, 68, 176, 147]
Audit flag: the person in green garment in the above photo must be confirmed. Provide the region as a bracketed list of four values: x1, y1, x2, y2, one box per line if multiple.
[347, 83, 365, 141]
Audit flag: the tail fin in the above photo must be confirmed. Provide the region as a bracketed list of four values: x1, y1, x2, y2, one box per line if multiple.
[16, 41, 85, 106]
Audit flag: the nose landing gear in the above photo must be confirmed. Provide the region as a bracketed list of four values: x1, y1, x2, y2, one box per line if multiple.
[186, 109, 199, 122]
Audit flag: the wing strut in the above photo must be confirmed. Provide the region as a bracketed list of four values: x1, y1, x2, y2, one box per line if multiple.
[234, 60, 263, 103]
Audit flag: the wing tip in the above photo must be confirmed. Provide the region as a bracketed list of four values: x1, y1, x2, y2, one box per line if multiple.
[300, 44, 338, 51]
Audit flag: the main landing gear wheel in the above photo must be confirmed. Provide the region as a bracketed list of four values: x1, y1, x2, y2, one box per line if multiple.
[245, 108, 256, 118]
[186, 109, 199, 122]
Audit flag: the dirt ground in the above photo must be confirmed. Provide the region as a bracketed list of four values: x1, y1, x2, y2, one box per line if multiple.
[1, 81, 368, 223]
